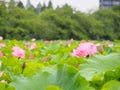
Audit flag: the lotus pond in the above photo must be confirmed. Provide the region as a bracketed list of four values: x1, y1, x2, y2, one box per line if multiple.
[0, 38, 120, 90]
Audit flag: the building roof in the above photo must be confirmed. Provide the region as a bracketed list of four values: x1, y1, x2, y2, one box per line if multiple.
[100, 0, 120, 8]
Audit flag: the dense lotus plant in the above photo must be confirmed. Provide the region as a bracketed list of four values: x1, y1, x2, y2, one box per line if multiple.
[71, 41, 96, 57]
[0, 37, 119, 90]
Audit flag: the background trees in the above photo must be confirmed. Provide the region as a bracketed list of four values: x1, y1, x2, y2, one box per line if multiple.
[0, 0, 120, 40]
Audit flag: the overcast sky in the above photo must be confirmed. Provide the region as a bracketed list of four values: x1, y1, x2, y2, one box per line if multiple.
[13, 0, 99, 13]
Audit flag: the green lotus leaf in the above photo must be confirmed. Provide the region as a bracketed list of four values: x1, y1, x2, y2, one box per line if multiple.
[9, 64, 94, 90]
[80, 53, 120, 80]
[0, 82, 6, 90]
[101, 80, 120, 90]
[45, 85, 63, 90]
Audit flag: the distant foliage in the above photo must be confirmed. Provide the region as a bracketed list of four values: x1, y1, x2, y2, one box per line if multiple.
[0, 1, 120, 40]
[17, 1, 24, 8]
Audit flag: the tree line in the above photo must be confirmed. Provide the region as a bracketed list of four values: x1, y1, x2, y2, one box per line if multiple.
[0, 0, 120, 40]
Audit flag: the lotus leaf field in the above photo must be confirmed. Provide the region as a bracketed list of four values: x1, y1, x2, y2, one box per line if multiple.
[0, 37, 120, 90]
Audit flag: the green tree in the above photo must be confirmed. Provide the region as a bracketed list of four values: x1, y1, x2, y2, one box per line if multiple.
[0, 2, 9, 37]
[17, 1, 24, 8]
[8, 0, 15, 9]
[112, 5, 120, 39]
[112, 4, 120, 13]
[93, 9, 116, 40]
[41, 3, 47, 11]
[47, 0, 53, 9]
[1, 4, 37, 39]
[0, 1, 7, 16]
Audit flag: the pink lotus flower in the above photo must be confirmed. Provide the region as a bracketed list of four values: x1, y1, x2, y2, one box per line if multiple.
[25, 42, 30, 48]
[0, 43, 6, 47]
[0, 52, 3, 57]
[29, 53, 34, 59]
[12, 46, 25, 59]
[44, 40, 49, 44]
[50, 40, 53, 44]
[72, 42, 96, 57]
[97, 44, 104, 53]
[30, 43, 37, 50]
[0, 36, 3, 40]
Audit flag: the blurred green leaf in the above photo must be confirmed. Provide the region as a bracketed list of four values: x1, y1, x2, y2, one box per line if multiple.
[80, 53, 120, 80]
[45, 85, 63, 90]
[9, 64, 94, 90]
[101, 80, 120, 90]
[0, 82, 6, 90]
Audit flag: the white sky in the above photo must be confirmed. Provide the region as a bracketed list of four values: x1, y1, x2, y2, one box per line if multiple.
[9, 0, 100, 13]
